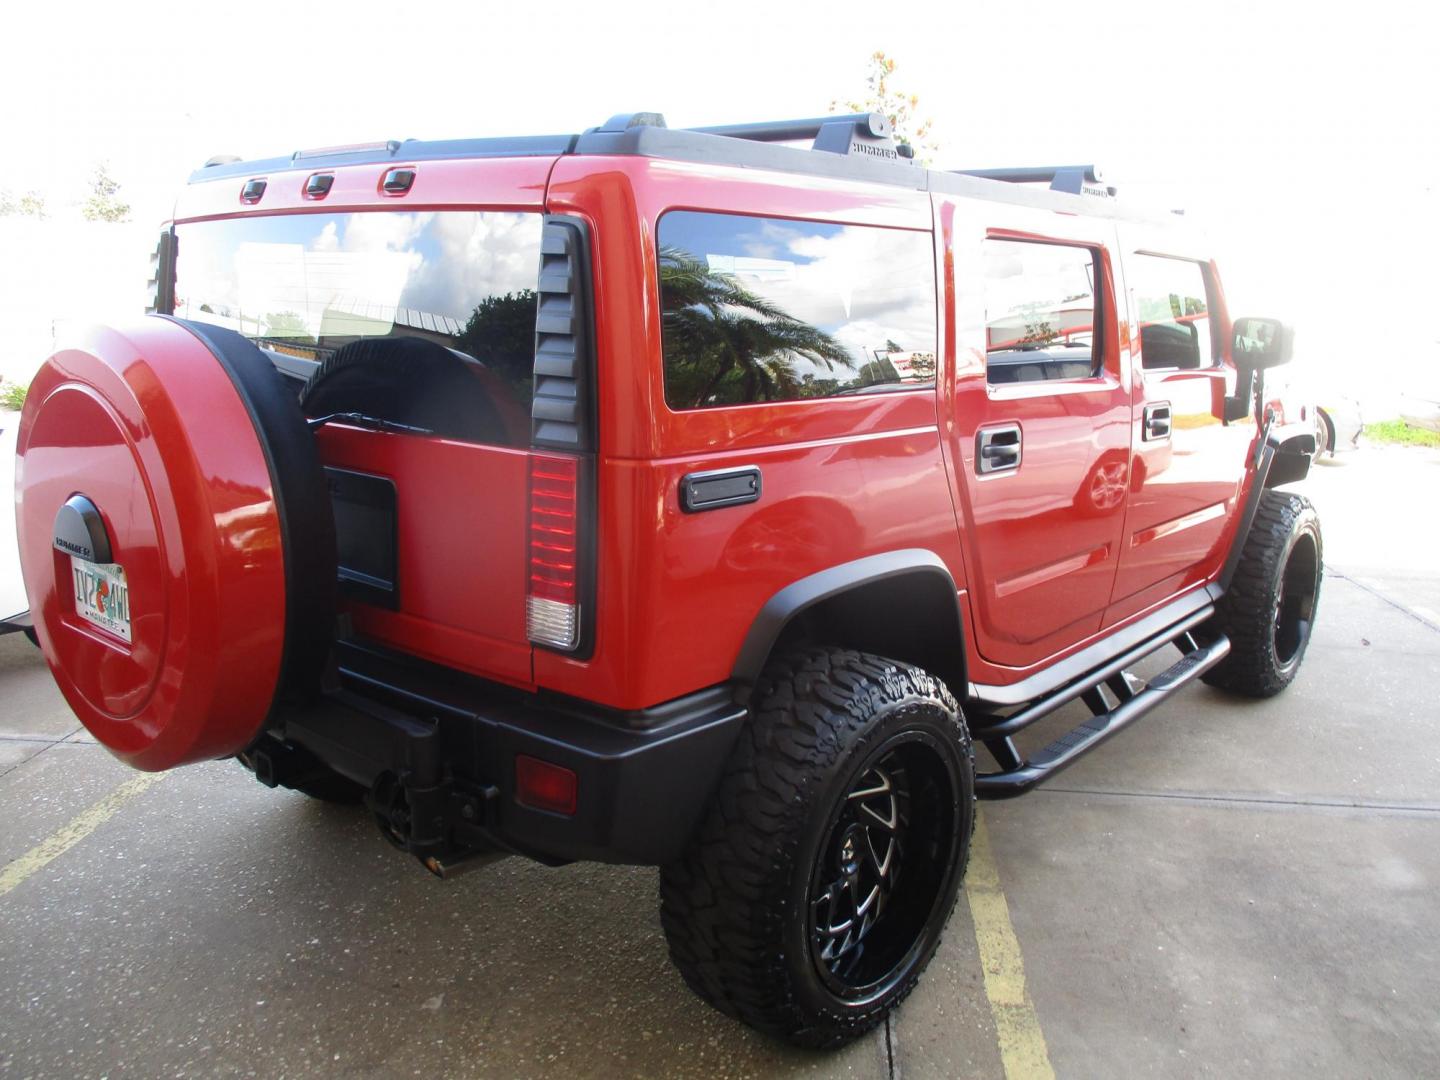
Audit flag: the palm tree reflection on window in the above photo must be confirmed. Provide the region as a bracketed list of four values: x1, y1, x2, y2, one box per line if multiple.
[660, 247, 855, 408]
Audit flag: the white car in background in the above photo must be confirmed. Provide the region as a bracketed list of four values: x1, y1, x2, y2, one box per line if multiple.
[1266, 367, 1363, 461]
[1311, 395, 1365, 457]
[1399, 378, 1440, 433]
[1, 408, 30, 636]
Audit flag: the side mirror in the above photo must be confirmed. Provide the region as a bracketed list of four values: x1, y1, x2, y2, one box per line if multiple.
[1231, 316, 1294, 370]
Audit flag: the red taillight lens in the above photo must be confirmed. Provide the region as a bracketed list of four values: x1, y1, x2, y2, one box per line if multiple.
[515, 754, 578, 815]
[527, 453, 581, 650]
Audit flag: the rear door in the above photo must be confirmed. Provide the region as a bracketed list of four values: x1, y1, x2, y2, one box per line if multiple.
[939, 198, 1132, 669]
[1106, 237, 1255, 619]
[171, 158, 556, 688]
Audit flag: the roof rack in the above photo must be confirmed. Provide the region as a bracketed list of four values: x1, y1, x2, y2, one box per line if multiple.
[956, 164, 1116, 198]
[595, 112, 916, 162]
[193, 110, 1169, 224]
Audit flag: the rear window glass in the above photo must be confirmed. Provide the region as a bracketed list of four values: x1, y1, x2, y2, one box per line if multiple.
[1129, 254, 1212, 370]
[658, 211, 936, 410]
[174, 210, 543, 430]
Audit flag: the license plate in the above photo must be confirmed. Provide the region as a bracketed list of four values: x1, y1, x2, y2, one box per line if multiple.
[71, 557, 132, 643]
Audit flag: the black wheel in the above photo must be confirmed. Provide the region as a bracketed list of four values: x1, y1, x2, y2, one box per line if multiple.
[1203, 491, 1322, 697]
[234, 749, 366, 805]
[660, 648, 974, 1048]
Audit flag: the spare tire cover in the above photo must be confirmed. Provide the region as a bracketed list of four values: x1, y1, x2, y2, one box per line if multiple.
[14, 317, 335, 770]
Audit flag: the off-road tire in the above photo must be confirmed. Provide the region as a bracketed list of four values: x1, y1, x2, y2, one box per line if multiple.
[659, 648, 974, 1048]
[1203, 490, 1322, 697]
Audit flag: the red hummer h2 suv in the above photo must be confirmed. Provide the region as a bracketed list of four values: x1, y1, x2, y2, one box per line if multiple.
[10, 111, 1322, 1046]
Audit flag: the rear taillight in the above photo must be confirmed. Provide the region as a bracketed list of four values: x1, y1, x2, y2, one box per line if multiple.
[527, 453, 581, 650]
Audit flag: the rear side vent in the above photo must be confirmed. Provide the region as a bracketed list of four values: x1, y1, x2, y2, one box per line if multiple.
[531, 217, 594, 451]
[145, 228, 176, 315]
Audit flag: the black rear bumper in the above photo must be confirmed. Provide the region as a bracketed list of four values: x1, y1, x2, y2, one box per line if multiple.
[264, 639, 746, 867]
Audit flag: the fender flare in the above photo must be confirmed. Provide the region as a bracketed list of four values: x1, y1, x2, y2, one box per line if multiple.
[730, 549, 963, 687]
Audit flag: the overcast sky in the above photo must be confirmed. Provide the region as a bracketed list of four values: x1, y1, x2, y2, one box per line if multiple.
[3, 0, 1436, 387]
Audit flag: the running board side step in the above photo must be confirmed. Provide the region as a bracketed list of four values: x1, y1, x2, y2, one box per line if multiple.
[973, 633, 1231, 798]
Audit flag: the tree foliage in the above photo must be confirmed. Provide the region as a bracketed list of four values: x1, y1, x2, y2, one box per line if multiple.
[0, 190, 47, 218]
[832, 51, 938, 162]
[659, 247, 853, 407]
[456, 289, 539, 399]
[81, 164, 131, 223]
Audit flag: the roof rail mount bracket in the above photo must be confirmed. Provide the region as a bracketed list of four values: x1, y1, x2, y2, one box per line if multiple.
[812, 114, 907, 163]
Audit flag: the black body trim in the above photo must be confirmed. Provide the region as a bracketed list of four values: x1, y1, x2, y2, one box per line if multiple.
[272, 638, 747, 865]
[145, 227, 176, 315]
[973, 632, 1231, 797]
[531, 216, 596, 451]
[164, 317, 337, 706]
[1265, 446, 1311, 488]
[1220, 436, 1277, 594]
[970, 604, 1217, 739]
[325, 468, 398, 609]
[731, 549, 962, 685]
[967, 584, 1219, 708]
[680, 465, 761, 512]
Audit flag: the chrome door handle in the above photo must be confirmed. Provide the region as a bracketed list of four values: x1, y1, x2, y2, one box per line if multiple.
[1143, 402, 1172, 441]
[977, 424, 1022, 474]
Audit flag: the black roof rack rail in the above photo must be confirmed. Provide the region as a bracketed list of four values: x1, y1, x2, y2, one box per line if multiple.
[956, 164, 1115, 198]
[188, 111, 1175, 222]
[595, 111, 914, 162]
[689, 112, 887, 144]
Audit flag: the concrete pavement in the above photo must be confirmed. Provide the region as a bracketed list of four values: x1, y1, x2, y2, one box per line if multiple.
[1, 446, 1437, 1077]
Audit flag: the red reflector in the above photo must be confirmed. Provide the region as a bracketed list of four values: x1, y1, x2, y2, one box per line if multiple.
[515, 755, 578, 815]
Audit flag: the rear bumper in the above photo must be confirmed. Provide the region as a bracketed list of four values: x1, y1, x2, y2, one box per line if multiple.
[267, 639, 745, 866]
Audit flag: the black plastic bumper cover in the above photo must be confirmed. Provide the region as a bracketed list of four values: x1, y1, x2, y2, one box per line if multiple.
[277, 640, 746, 867]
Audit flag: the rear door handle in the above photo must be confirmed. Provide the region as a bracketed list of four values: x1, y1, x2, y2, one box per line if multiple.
[976, 424, 1022, 474]
[1143, 402, 1172, 441]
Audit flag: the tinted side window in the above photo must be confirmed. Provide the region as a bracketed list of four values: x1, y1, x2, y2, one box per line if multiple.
[1129, 254, 1212, 371]
[983, 240, 1101, 385]
[658, 211, 936, 410]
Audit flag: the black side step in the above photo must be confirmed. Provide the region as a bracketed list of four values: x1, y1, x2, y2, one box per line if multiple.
[973, 632, 1230, 798]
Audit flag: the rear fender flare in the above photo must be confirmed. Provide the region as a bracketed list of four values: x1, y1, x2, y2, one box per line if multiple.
[730, 549, 965, 700]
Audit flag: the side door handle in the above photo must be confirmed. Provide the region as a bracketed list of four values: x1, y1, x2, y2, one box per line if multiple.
[976, 424, 1022, 475]
[1143, 402, 1172, 441]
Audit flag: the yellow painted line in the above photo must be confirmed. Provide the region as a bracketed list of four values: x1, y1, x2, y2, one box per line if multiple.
[0, 771, 166, 898]
[966, 809, 1056, 1080]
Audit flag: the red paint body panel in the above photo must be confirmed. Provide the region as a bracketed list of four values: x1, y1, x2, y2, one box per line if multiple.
[46, 150, 1267, 731]
[936, 199, 1132, 669]
[1106, 237, 1257, 624]
[535, 159, 967, 708]
[316, 426, 535, 689]
[14, 321, 287, 769]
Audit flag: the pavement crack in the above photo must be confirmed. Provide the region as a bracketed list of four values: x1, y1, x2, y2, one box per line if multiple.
[1328, 566, 1440, 635]
[1038, 786, 1440, 815]
[884, 1012, 896, 1079]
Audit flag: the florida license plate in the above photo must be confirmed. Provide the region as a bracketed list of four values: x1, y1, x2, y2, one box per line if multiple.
[71, 557, 132, 642]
